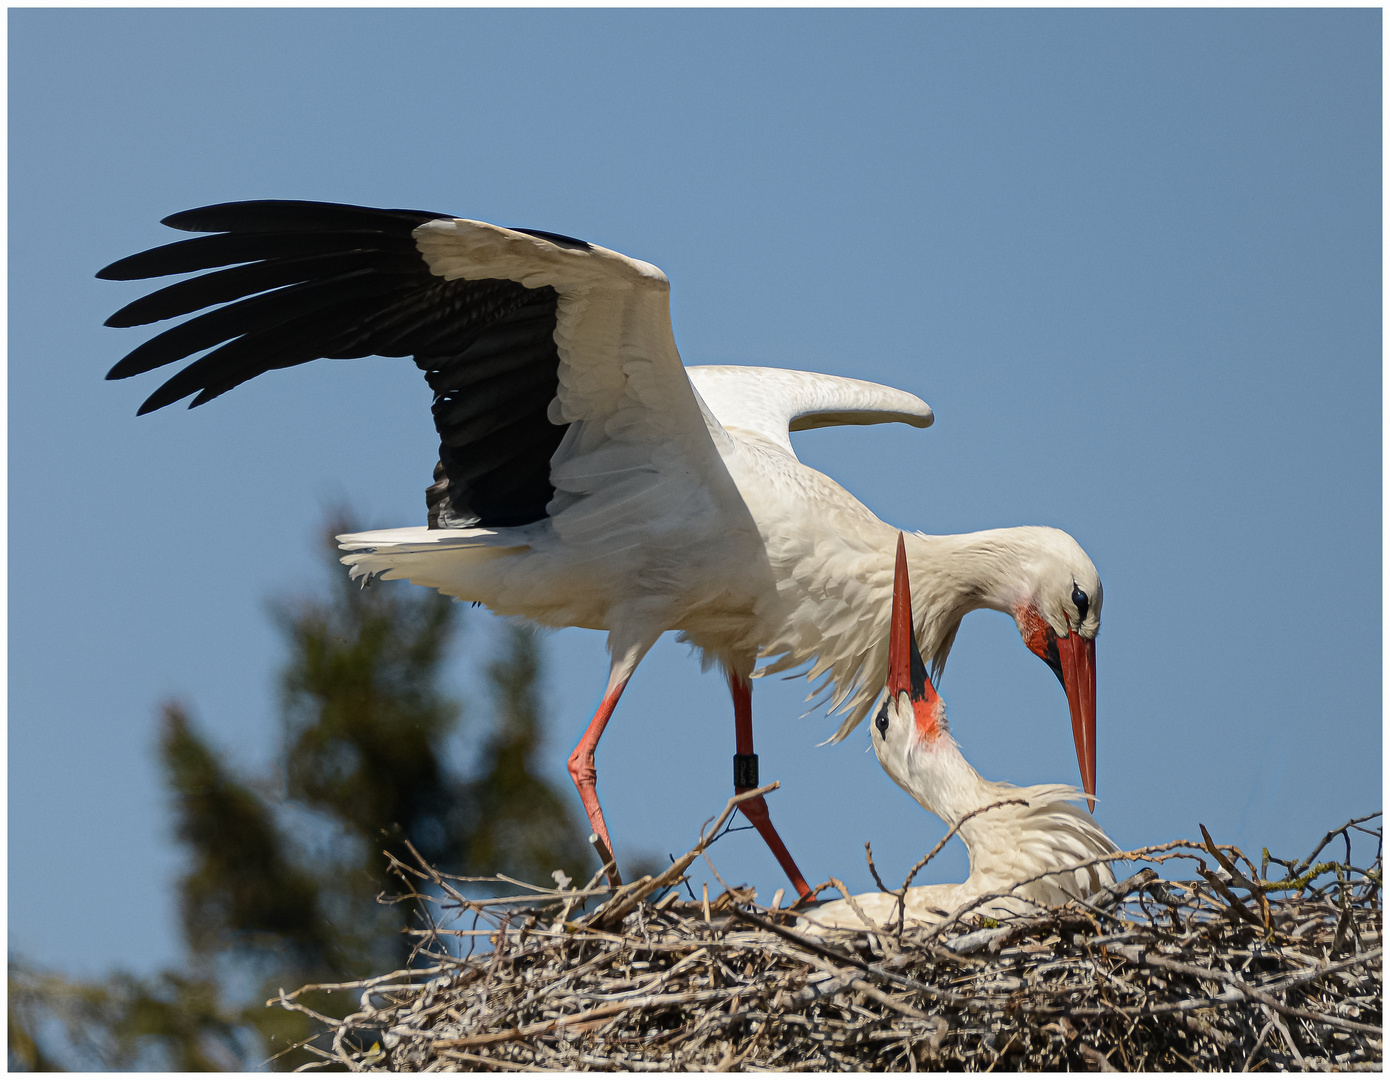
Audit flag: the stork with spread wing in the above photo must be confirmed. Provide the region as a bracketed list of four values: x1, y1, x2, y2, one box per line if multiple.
[101, 201, 1102, 898]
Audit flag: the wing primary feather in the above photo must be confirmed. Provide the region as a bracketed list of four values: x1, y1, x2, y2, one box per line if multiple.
[160, 199, 449, 234]
[133, 283, 430, 411]
[104, 251, 424, 327]
[107, 269, 406, 381]
[96, 230, 421, 281]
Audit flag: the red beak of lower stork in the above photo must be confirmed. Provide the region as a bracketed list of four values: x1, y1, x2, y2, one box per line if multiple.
[888, 534, 940, 716]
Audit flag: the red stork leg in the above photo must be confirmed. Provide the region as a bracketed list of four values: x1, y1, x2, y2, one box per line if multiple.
[728, 672, 813, 901]
[567, 676, 629, 886]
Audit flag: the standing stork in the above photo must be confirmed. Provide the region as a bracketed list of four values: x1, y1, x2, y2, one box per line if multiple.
[99, 200, 1103, 900]
[805, 536, 1116, 931]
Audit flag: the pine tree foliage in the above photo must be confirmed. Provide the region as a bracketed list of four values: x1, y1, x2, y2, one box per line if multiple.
[162, 703, 332, 969]
[8, 962, 248, 1072]
[9, 513, 595, 1070]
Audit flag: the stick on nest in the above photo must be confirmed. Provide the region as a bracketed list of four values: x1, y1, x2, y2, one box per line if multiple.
[272, 790, 1382, 1071]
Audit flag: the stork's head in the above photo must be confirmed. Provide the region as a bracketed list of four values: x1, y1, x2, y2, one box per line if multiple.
[1007, 527, 1101, 806]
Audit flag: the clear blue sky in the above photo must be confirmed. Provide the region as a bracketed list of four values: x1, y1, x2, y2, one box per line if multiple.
[10, 9, 1381, 977]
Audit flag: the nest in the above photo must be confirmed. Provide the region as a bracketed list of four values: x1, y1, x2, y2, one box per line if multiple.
[273, 791, 1382, 1071]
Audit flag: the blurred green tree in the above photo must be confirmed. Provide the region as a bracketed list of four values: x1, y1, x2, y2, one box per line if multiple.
[9, 515, 595, 1070]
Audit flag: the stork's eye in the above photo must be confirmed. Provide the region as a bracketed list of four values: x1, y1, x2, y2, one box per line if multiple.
[1071, 584, 1090, 623]
[874, 702, 889, 737]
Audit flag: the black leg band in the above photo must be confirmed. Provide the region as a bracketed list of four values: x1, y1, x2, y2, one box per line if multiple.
[733, 753, 759, 789]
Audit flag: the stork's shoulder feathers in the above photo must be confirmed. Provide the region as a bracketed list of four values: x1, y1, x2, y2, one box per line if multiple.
[687, 366, 932, 459]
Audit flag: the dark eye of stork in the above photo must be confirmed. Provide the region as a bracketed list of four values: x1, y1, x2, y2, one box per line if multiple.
[1071, 584, 1090, 624]
[874, 701, 889, 737]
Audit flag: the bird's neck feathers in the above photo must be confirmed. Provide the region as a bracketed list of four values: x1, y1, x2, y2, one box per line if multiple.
[904, 737, 1105, 877]
[900, 726, 996, 829]
[903, 527, 1056, 617]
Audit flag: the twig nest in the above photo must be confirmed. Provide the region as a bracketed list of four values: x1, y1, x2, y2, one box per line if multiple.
[275, 816, 1382, 1071]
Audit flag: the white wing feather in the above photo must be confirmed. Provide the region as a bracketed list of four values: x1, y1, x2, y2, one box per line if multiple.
[687, 365, 932, 458]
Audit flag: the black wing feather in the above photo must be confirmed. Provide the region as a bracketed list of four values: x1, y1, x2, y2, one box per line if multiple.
[105, 251, 424, 327]
[161, 200, 445, 235]
[95, 230, 423, 281]
[432, 360, 562, 446]
[108, 269, 408, 382]
[101, 200, 575, 529]
[439, 406, 561, 525]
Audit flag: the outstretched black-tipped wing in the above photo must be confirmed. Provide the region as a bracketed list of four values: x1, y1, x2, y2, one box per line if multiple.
[100, 200, 586, 528]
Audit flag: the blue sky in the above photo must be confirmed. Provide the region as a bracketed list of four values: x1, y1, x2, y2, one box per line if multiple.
[10, 9, 1381, 977]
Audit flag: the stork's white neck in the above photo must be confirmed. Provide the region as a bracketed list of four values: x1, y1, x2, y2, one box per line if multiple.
[900, 527, 1050, 661]
[899, 730, 995, 831]
[889, 724, 1119, 908]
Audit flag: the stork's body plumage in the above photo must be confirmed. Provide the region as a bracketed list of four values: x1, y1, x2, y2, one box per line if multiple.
[806, 537, 1116, 932]
[805, 775, 1117, 931]
[339, 394, 1089, 741]
[100, 201, 1104, 898]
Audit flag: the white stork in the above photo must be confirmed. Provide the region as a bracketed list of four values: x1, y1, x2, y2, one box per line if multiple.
[805, 536, 1115, 931]
[99, 201, 1103, 900]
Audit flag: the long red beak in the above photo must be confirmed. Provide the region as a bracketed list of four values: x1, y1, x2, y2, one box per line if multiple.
[889, 534, 940, 710]
[888, 534, 915, 698]
[1055, 631, 1097, 810]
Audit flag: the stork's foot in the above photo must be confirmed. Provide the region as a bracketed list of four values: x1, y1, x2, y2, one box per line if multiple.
[587, 831, 623, 887]
[569, 750, 623, 886]
[735, 790, 812, 901]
